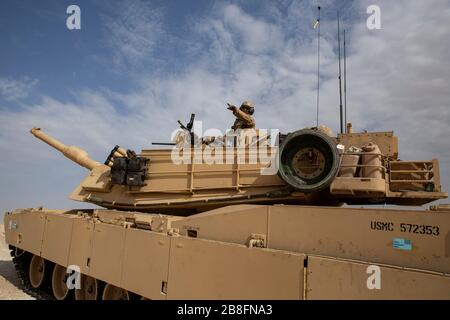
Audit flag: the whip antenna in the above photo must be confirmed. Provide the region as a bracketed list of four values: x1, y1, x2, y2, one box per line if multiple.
[344, 29, 347, 133]
[337, 11, 344, 134]
[314, 6, 321, 128]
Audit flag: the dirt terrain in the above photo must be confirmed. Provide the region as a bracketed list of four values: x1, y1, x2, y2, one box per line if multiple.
[0, 224, 34, 300]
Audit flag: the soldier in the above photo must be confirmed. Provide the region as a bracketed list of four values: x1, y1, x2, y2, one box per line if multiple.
[202, 101, 256, 146]
[227, 101, 256, 130]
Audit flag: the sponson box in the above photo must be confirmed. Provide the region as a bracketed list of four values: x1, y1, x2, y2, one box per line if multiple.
[173, 204, 450, 274]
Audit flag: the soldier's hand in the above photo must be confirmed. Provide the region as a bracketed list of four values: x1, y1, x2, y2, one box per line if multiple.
[227, 103, 236, 111]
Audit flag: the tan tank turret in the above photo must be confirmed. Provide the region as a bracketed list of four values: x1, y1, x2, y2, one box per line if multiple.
[25, 122, 447, 215]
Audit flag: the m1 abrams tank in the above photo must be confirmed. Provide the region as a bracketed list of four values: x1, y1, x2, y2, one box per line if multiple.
[3, 118, 450, 300]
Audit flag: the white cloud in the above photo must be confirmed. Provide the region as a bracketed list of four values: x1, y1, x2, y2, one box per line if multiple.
[101, 0, 164, 69]
[222, 4, 284, 55]
[344, 0, 450, 186]
[0, 77, 38, 101]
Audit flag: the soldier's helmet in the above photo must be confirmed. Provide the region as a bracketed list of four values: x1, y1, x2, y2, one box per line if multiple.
[240, 100, 255, 115]
[241, 100, 253, 108]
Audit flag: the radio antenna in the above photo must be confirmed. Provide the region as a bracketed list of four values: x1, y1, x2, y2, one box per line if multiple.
[337, 11, 344, 134]
[314, 6, 321, 128]
[343, 29, 347, 133]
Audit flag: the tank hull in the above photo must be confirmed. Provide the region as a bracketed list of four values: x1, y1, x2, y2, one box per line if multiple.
[4, 204, 450, 299]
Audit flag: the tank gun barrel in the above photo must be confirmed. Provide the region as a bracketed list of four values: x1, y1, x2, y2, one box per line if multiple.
[30, 127, 102, 170]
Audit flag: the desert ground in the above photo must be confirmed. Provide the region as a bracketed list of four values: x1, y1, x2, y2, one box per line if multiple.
[0, 224, 34, 299]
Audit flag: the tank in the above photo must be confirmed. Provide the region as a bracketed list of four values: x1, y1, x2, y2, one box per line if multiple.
[3, 121, 450, 300]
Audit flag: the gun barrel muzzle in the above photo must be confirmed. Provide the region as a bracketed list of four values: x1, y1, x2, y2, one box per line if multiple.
[30, 127, 102, 170]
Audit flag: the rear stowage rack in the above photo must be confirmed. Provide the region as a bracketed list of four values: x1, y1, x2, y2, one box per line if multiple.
[389, 160, 440, 192]
[330, 156, 447, 206]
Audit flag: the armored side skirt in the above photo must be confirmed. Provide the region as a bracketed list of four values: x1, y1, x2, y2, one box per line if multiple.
[4, 204, 450, 299]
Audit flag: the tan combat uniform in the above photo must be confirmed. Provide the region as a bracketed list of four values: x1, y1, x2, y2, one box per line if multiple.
[202, 101, 256, 146]
[231, 108, 255, 130]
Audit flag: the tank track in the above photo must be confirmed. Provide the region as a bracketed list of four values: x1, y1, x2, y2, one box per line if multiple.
[9, 246, 55, 300]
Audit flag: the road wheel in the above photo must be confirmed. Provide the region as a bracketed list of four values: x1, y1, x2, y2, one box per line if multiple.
[75, 274, 102, 300]
[102, 283, 131, 300]
[52, 264, 72, 300]
[28, 255, 47, 289]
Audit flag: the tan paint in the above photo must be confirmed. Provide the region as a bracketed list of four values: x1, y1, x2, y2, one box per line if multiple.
[1, 125, 449, 299]
[41, 212, 75, 266]
[67, 218, 95, 275]
[30, 128, 102, 170]
[306, 256, 450, 300]
[121, 229, 171, 300]
[4, 209, 46, 256]
[27, 128, 446, 213]
[167, 237, 305, 300]
[90, 223, 126, 287]
[3, 204, 450, 299]
[337, 131, 398, 159]
[268, 205, 450, 274]
[171, 205, 269, 245]
[361, 143, 383, 179]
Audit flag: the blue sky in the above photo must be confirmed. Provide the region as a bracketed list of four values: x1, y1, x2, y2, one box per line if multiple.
[0, 0, 449, 215]
[0, 0, 358, 112]
[1, 1, 211, 102]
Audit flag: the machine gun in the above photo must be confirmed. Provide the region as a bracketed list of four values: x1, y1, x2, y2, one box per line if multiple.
[177, 113, 195, 133]
[152, 113, 196, 146]
[177, 113, 196, 146]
